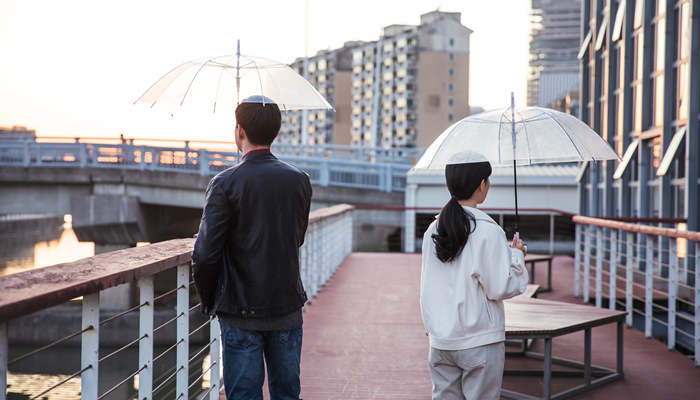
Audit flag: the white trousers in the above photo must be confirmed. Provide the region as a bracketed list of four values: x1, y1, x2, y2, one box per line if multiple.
[428, 341, 505, 400]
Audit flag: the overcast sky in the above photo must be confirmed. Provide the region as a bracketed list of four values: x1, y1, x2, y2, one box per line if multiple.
[0, 0, 530, 141]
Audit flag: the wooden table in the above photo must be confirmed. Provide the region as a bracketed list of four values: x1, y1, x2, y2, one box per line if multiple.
[524, 254, 554, 293]
[502, 295, 626, 400]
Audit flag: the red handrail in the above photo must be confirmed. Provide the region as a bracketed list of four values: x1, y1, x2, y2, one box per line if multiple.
[572, 215, 700, 241]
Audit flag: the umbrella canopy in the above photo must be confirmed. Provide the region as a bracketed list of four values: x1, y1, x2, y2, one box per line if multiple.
[134, 53, 333, 112]
[414, 106, 619, 170]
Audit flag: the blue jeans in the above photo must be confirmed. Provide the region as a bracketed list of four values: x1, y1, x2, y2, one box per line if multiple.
[220, 322, 303, 400]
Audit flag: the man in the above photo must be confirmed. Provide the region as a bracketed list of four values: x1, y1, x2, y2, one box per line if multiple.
[192, 96, 312, 400]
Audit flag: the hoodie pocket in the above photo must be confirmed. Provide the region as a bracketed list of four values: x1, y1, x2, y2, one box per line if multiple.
[481, 290, 494, 324]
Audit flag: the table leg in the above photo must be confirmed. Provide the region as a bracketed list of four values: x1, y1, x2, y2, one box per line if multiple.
[617, 321, 624, 373]
[544, 338, 552, 399]
[584, 328, 592, 386]
[530, 262, 535, 284]
[547, 259, 552, 291]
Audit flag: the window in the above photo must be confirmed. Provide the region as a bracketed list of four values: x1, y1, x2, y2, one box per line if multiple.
[448, 98, 454, 107]
[612, 0, 626, 41]
[397, 38, 407, 48]
[657, 126, 686, 176]
[448, 83, 454, 92]
[613, 139, 640, 179]
[397, 69, 407, 78]
[318, 59, 327, 70]
[449, 68, 454, 77]
[384, 42, 394, 52]
[383, 71, 393, 81]
[365, 62, 374, 71]
[353, 51, 362, 62]
[428, 95, 440, 107]
[448, 113, 454, 122]
[396, 98, 407, 108]
[308, 62, 316, 73]
[449, 53, 455, 61]
[449, 38, 454, 46]
[397, 53, 407, 63]
[397, 84, 406, 93]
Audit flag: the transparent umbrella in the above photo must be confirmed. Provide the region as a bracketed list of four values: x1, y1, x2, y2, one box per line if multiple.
[134, 41, 332, 112]
[414, 94, 619, 232]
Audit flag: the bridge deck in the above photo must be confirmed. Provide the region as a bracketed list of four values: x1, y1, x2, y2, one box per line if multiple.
[231, 253, 699, 399]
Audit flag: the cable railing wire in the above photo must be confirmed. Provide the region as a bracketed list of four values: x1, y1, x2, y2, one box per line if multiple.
[97, 364, 147, 400]
[8, 324, 94, 366]
[99, 333, 148, 363]
[29, 365, 91, 400]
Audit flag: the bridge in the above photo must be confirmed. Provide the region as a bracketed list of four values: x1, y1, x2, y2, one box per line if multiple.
[1, 205, 699, 400]
[0, 138, 418, 252]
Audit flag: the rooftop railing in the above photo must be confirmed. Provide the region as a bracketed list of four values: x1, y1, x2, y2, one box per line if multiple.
[0, 204, 353, 400]
[572, 216, 699, 366]
[0, 138, 419, 192]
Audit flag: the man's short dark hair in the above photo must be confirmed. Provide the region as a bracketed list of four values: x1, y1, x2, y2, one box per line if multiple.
[235, 97, 281, 146]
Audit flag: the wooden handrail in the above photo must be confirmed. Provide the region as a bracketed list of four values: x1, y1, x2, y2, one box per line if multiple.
[0, 204, 354, 323]
[573, 215, 700, 241]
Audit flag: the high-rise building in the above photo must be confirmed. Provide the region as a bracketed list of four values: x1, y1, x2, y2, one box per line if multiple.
[278, 41, 363, 146]
[278, 10, 472, 149]
[351, 11, 472, 148]
[578, 0, 700, 233]
[527, 0, 582, 107]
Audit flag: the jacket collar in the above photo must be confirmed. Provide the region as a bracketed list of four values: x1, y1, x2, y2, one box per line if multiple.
[242, 148, 274, 161]
[462, 205, 499, 225]
[432, 205, 499, 226]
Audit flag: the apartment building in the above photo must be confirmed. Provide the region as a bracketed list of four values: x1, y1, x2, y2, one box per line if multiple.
[279, 10, 472, 149]
[278, 42, 361, 145]
[351, 11, 472, 148]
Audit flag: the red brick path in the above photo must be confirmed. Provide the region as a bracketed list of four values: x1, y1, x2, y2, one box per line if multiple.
[222, 252, 700, 399]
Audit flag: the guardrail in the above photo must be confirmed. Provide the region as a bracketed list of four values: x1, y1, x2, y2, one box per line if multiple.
[0, 140, 414, 192]
[572, 216, 699, 366]
[0, 204, 353, 400]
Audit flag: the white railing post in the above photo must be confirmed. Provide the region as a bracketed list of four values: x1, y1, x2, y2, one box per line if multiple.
[549, 214, 555, 254]
[584, 226, 593, 303]
[645, 235, 653, 338]
[312, 224, 320, 297]
[199, 151, 209, 176]
[609, 229, 617, 310]
[574, 224, 581, 297]
[139, 276, 154, 400]
[668, 238, 678, 350]
[209, 317, 221, 400]
[596, 227, 603, 308]
[695, 242, 700, 367]
[81, 293, 100, 400]
[320, 160, 330, 186]
[176, 264, 190, 400]
[626, 232, 634, 327]
[23, 141, 30, 166]
[0, 322, 7, 400]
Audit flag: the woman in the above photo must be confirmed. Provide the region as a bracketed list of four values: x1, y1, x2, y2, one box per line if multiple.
[420, 154, 529, 400]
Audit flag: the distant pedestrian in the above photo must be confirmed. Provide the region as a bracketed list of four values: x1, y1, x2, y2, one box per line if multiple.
[192, 96, 312, 400]
[420, 152, 529, 400]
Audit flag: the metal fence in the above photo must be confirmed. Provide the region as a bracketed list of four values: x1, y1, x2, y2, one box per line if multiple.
[572, 216, 699, 365]
[0, 204, 354, 400]
[0, 139, 418, 192]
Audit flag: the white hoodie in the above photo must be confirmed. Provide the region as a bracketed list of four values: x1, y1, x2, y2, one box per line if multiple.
[420, 206, 529, 351]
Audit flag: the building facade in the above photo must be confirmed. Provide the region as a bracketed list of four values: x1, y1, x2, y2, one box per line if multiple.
[278, 42, 361, 146]
[528, 0, 582, 107]
[279, 11, 472, 148]
[350, 11, 472, 149]
[578, 0, 700, 233]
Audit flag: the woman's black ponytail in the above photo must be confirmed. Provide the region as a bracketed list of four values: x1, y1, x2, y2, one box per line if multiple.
[431, 160, 492, 263]
[432, 197, 475, 262]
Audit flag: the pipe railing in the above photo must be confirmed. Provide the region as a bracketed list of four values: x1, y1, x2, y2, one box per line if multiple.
[0, 204, 354, 400]
[0, 140, 413, 192]
[572, 215, 699, 366]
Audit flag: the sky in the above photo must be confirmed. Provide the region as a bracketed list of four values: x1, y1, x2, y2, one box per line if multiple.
[0, 0, 530, 142]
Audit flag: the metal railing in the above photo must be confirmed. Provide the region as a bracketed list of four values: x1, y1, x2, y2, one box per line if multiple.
[0, 138, 421, 192]
[572, 216, 699, 366]
[0, 204, 354, 400]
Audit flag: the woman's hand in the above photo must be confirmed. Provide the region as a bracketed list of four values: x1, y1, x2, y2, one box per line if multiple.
[510, 235, 527, 256]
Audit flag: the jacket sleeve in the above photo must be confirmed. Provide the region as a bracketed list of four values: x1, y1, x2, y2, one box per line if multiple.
[472, 225, 528, 301]
[297, 173, 312, 247]
[191, 178, 231, 314]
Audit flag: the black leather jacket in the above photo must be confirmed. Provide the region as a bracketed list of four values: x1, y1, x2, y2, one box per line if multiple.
[192, 150, 312, 318]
